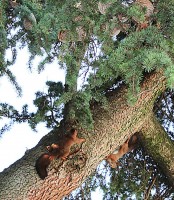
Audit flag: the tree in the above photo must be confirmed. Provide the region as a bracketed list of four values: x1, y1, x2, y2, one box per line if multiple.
[0, 0, 174, 199]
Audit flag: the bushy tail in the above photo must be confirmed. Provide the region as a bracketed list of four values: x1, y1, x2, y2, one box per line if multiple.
[35, 154, 51, 180]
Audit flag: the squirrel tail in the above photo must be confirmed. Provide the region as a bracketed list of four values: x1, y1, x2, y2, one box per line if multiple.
[35, 153, 51, 180]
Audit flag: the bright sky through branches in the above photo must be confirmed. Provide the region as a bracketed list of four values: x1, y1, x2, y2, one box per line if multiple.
[0, 47, 65, 171]
[0, 47, 104, 199]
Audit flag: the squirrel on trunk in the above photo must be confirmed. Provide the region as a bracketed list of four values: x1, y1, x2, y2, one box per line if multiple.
[106, 134, 138, 168]
[35, 128, 85, 179]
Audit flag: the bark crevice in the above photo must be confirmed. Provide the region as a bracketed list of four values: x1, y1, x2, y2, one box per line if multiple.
[0, 70, 169, 200]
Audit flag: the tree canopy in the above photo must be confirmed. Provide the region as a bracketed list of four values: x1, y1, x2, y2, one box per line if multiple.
[0, 0, 174, 199]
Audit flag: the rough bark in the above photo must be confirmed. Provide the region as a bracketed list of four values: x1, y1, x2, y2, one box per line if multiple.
[0, 70, 172, 200]
[140, 113, 174, 187]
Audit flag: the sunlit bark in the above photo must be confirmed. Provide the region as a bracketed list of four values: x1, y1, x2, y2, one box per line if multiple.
[0, 70, 171, 200]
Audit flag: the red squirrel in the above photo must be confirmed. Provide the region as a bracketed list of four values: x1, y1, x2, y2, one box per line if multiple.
[106, 134, 137, 168]
[35, 129, 85, 179]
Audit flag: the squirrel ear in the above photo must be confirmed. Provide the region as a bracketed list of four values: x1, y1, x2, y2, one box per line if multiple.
[70, 128, 76, 132]
[70, 128, 77, 135]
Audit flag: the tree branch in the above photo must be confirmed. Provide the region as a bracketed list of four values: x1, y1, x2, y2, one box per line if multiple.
[140, 113, 174, 188]
[144, 174, 157, 200]
[0, 70, 169, 199]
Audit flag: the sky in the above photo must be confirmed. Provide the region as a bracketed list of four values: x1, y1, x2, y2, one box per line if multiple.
[0, 47, 104, 199]
[0, 47, 65, 172]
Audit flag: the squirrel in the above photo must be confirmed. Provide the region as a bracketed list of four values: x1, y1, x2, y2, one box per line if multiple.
[35, 128, 85, 179]
[105, 134, 138, 168]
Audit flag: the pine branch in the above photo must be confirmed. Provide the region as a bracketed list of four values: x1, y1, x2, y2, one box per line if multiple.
[144, 174, 157, 200]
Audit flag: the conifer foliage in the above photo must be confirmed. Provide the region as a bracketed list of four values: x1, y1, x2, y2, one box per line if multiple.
[1, 0, 174, 130]
[0, 1, 174, 199]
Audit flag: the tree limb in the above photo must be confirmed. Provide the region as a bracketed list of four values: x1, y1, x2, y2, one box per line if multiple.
[0, 70, 169, 199]
[140, 113, 174, 188]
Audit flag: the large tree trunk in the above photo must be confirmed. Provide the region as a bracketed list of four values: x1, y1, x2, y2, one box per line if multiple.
[0, 70, 173, 200]
[140, 113, 174, 187]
